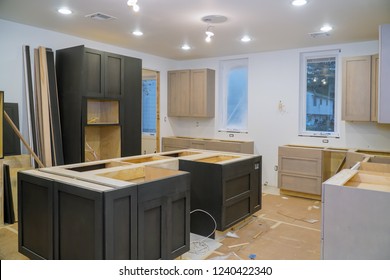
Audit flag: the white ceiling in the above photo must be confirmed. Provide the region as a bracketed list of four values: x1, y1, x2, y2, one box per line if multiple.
[1, 0, 389, 60]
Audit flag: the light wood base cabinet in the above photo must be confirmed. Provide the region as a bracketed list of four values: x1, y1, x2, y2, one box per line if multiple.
[162, 136, 254, 154]
[322, 167, 390, 259]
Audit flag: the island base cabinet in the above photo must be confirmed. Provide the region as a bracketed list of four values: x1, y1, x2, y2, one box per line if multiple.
[18, 169, 190, 260]
[137, 174, 190, 260]
[179, 156, 261, 237]
[322, 169, 390, 259]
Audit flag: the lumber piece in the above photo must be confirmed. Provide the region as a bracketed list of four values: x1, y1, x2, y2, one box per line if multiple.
[45, 48, 64, 165]
[23, 45, 38, 166]
[4, 111, 45, 168]
[38, 46, 52, 167]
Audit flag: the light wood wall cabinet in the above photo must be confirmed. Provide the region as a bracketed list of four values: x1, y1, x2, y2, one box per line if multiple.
[162, 136, 254, 154]
[168, 69, 215, 117]
[379, 24, 390, 123]
[342, 55, 378, 121]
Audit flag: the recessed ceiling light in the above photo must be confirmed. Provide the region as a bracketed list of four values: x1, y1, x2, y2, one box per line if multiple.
[320, 25, 333, 32]
[291, 0, 307, 6]
[241, 35, 251, 42]
[58, 8, 72, 15]
[181, 44, 191, 50]
[132, 30, 143, 36]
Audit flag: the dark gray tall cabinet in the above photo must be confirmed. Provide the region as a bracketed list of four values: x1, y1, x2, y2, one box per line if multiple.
[56, 45, 142, 164]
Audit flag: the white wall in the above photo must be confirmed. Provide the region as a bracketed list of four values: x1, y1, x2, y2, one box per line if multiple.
[1, 19, 390, 188]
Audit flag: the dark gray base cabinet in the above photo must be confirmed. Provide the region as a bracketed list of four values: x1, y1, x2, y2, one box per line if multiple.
[178, 156, 262, 236]
[18, 171, 190, 260]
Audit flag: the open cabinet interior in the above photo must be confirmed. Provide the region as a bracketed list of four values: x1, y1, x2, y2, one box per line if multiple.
[84, 126, 121, 161]
[87, 99, 119, 124]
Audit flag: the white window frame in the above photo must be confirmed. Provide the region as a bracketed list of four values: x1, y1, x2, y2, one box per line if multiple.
[218, 58, 249, 133]
[299, 50, 340, 138]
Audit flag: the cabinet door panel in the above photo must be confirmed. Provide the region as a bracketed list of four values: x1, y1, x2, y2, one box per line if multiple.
[168, 70, 190, 116]
[342, 56, 371, 121]
[138, 198, 165, 260]
[54, 183, 104, 260]
[18, 173, 54, 260]
[104, 186, 138, 260]
[105, 53, 124, 97]
[85, 49, 104, 97]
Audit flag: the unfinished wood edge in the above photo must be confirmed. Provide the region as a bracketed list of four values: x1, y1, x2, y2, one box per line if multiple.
[280, 189, 321, 201]
[323, 169, 358, 186]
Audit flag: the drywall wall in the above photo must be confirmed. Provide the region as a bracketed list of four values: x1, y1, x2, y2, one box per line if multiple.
[1, 19, 390, 188]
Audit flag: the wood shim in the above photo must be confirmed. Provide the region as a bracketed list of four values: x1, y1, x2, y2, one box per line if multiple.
[227, 242, 250, 249]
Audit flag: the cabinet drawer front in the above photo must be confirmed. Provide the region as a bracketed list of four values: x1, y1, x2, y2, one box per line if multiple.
[162, 137, 191, 147]
[223, 197, 251, 230]
[225, 174, 251, 200]
[279, 173, 322, 195]
[279, 156, 322, 177]
[279, 146, 322, 158]
[206, 141, 241, 153]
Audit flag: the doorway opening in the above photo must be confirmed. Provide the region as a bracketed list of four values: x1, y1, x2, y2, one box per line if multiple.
[142, 69, 160, 154]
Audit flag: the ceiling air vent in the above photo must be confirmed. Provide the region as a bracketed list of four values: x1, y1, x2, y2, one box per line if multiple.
[85, 12, 117, 21]
[308, 31, 330, 38]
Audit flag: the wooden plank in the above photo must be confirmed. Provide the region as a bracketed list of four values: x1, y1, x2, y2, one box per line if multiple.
[323, 169, 357, 186]
[34, 48, 43, 165]
[4, 112, 45, 168]
[3, 164, 15, 224]
[38, 46, 53, 167]
[45, 48, 64, 166]
[280, 189, 321, 201]
[23, 45, 37, 165]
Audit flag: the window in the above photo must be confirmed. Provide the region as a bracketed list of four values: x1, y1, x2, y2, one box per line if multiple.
[142, 79, 157, 134]
[219, 58, 248, 132]
[299, 50, 339, 137]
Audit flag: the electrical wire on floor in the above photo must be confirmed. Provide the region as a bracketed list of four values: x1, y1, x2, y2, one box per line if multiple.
[189, 209, 217, 256]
